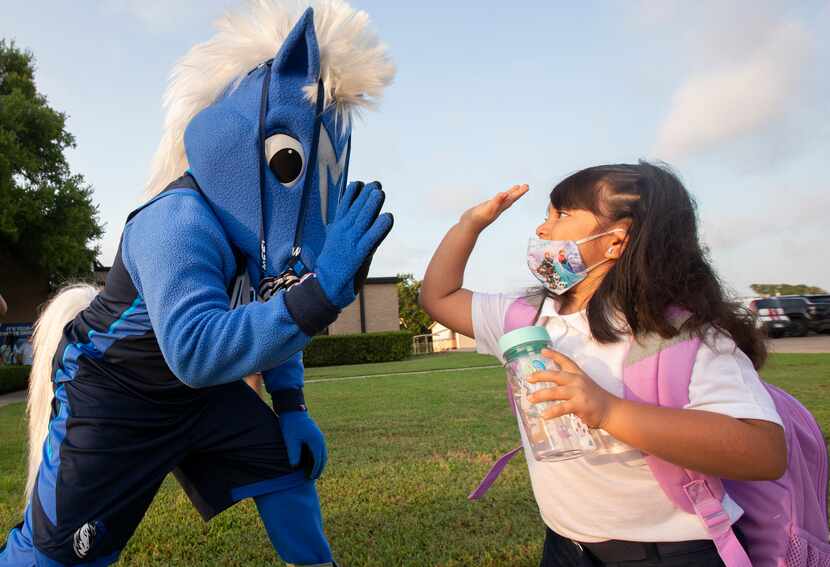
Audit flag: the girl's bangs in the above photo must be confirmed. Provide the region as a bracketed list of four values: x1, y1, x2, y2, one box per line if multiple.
[550, 169, 606, 215]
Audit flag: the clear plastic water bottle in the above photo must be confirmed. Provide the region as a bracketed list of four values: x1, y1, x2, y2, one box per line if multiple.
[589, 428, 630, 455]
[499, 326, 596, 461]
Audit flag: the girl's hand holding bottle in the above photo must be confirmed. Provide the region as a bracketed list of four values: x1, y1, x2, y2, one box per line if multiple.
[528, 349, 618, 429]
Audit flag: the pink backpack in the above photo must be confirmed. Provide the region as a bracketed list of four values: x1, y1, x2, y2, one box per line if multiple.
[470, 298, 830, 567]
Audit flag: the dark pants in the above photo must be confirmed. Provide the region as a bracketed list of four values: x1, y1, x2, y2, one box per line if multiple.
[539, 528, 731, 567]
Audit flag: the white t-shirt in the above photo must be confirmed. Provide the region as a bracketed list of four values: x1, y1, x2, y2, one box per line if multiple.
[472, 292, 783, 543]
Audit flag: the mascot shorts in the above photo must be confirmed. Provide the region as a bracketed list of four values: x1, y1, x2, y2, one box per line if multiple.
[29, 376, 304, 565]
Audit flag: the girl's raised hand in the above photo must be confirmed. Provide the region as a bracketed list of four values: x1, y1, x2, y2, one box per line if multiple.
[459, 184, 529, 233]
[527, 349, 620, 428]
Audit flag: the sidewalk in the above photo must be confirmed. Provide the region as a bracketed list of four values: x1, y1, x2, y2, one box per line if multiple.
[306, 364, 500, 385]
[0, 389, 26, 408]
[768, 335, 830, 354]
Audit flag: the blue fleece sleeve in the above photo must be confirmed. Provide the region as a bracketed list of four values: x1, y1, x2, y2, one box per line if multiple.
[263, 351, 304, 394]
[121, 192, 309, 389]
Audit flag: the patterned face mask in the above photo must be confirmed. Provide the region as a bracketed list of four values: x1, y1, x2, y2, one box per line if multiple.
[527, 229, 625, 295]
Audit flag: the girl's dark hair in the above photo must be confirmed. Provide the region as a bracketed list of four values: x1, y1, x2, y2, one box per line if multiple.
[541, 161, 766, 369]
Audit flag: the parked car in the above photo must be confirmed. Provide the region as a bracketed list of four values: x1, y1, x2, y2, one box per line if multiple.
[772, 296, 819, 337]
[802, 295, 830, 334]
[747, 298, 791, 339]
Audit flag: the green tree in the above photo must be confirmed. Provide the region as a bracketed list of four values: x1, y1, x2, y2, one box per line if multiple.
[0, 40, 103, 287]
[750, 283, 827, 297]
[397, 273, 433, 335]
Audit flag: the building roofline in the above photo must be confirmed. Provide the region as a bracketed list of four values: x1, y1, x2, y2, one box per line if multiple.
[364, 276, 400, 285]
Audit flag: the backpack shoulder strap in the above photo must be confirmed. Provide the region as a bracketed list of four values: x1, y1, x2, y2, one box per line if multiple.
[504, 295, 544, 332]
[502, 296, 545, 412]
[623, 317, 751, 567]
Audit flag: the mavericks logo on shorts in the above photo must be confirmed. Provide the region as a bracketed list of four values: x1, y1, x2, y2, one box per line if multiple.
[73, 522, 96, 559]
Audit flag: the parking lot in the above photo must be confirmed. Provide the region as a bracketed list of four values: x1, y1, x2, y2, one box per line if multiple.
[767, 335, 830, 353]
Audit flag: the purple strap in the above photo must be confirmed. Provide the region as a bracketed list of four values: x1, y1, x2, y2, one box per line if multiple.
[468, 445, 523, 500]
[626, 327, 750, 567]
[468, 381, 522, 500]
[470, 300, 538, 500]
[683, 480, 752, 567]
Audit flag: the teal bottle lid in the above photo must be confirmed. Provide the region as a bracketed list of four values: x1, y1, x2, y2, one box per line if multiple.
[498, 325, 551, 355]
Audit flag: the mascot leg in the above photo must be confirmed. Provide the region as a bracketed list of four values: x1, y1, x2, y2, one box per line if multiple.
[0, 505, 35, 566]
[254, 480, 334, 567]
[0, 503, 119, 567]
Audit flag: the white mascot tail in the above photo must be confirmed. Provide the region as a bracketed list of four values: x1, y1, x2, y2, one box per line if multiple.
[24, 284, 99, 503]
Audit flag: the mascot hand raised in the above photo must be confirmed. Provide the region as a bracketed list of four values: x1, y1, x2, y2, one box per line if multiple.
[315, 180, 393, 309]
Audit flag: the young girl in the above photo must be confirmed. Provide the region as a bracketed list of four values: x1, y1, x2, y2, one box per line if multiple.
[420, 162, 787, 566]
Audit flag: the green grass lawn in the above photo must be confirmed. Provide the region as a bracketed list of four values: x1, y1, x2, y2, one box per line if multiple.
[1, 353, 828, 566]
[304, 351, 498, 381]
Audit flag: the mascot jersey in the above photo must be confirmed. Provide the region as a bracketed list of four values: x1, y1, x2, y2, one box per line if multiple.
[0, 2, 394, 566]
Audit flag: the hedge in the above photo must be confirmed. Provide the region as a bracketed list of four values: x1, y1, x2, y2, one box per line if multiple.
[0, 333, 413, 390]
[304, 331, 412, 367]
[0, 365, 30, 395]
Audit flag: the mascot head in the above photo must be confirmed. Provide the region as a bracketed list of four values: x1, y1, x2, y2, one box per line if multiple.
[144, 0, 394, 289]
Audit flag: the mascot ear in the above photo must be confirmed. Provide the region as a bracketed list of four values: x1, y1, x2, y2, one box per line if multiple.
[272, 7, 320, 82]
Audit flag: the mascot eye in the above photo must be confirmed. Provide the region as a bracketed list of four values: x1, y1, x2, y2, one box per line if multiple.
[264, 134, 305, 188]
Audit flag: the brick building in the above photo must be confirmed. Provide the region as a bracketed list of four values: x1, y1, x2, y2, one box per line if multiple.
[3, 255, 400, 337]
[0, 250, 51, 337]
[326, 276, 401, 335]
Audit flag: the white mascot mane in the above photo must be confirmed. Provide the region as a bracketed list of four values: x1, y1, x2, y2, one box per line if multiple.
[144, 0, 395, 200]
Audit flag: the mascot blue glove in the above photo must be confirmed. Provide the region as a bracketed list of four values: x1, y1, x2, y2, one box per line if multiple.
[267, 178, 393, 482]
[316, 180, 393, 308]
[281, 410, 327, 479]
[266, 353, 328, 479]
[271, 180, 392, 480]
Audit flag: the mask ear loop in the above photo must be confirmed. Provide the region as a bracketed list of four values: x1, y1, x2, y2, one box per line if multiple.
[574, 227, 627, 273]
[574, 227, 627, 246]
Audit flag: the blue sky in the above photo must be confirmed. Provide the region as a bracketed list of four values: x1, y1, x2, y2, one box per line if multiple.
[5, 0, 829, 296]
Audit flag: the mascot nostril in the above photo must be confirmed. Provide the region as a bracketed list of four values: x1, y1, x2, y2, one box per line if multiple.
[0, 2, 394, 566]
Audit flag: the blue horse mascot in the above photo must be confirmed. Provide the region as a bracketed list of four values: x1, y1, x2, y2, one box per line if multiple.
[0, 1, 394, 565]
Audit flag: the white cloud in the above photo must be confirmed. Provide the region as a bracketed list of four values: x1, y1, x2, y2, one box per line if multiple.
[699, 183, 830, 293]
[368, 228, 434, 279]
[424, 184, 488, 217]
[653, 20, 812, 160]
[701, 185, 828, 252]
